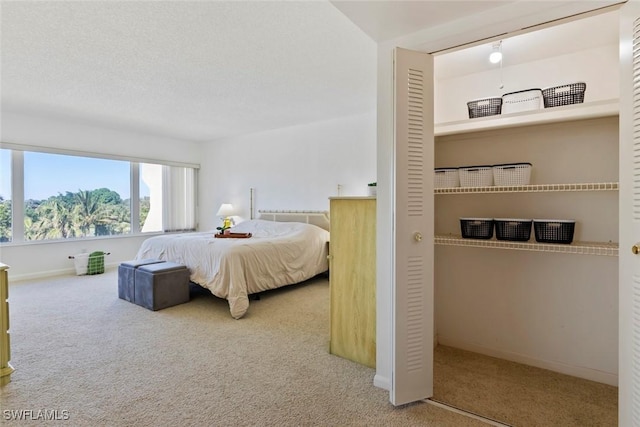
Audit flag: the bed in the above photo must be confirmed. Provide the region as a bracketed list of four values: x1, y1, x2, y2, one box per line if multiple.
[134, 212, 330, 319]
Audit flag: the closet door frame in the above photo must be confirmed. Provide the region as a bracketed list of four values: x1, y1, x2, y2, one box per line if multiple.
[376, 0, 627, 406]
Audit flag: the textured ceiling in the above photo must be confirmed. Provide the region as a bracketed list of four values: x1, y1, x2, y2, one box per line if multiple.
[1, 1, 624, 144]
[1, 1, 376, 142]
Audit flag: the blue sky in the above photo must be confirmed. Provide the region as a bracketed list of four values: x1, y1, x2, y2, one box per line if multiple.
[0, 149, 149, 201]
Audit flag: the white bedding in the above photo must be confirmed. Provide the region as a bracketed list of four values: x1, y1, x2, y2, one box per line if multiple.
[134, 219, 330, 319]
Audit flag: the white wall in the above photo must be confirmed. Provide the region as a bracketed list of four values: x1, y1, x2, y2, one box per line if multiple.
[198, 112, 376, 232]
[0, 112, 202, 280]
[435, 117, 619, 385]
[0, 111, 376, 280]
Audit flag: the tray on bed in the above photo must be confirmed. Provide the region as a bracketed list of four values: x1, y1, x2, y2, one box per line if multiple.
[214, 232, 253, 239]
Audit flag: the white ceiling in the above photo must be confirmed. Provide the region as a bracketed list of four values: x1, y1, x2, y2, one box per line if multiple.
[1, 1, 377, 142]
[0, 1, 624, 143]
[434, 9, 620, 79]
[330, 1, 519, 42]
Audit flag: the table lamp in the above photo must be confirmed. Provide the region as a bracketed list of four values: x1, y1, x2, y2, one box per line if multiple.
[216, 203, 234, 230]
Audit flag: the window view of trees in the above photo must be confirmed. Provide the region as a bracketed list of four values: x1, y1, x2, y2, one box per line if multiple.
[21, 189, 151, 240]
[0, 149, 10, 242]
[0, 148, 195, 243]
[0, 197, 10, 242]
[0, 190, 151, 242]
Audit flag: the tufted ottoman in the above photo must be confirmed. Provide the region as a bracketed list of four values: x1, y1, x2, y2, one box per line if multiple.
[134, 261, 191, 311]
[118, 259, 163, 302]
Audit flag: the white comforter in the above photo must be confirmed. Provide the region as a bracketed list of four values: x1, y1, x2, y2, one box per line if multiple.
[135, 220, 330, 319]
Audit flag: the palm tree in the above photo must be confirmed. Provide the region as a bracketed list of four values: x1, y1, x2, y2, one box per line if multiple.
[30, 198, 76, 240]
[97, 203, 130, 235]
[73, 190, 104, 237]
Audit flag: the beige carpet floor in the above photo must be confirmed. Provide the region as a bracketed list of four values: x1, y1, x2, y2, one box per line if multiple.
[433, 345, 618, 427]
[2, 270, 618, 426]
[1, 270, 485, 427]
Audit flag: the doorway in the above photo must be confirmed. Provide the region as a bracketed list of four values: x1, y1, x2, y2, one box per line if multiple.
[430, 9, 620, 425]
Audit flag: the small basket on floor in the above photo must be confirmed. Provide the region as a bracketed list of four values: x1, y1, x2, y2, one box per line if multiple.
[467, 97, 502, 119]
[492, 163, 532, 186]
[460, 218, 494, 240]
[542, 82, 586, 108]
[495, 219, 532, 242]
[533, 219, 576, 244]
[435, 167, 459, 188]
[69, 251, 110, 275]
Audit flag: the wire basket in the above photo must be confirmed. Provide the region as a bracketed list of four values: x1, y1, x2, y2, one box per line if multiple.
[435, 167, 459, 188]
[501, 89, 543, 114]
[492, 163, 532, 186]
[467, 97, 502, 118]
[533, 219, 575, 244]
[460, 218, 494, 239]
[459, 165, 493, 187]
[495, 219, 532, 242]
[542, 82, 586, 108]
[87, 251, 107, 275]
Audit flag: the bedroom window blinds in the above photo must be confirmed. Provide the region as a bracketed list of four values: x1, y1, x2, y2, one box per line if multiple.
[162, 165, 196, 232]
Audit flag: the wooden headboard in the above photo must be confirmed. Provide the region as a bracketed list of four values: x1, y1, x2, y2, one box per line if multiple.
[258, 210, 330, 232]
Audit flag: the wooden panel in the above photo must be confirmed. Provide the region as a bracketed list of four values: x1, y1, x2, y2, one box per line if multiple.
[0, 263, 13, 386]
[329, 198, 376, 368]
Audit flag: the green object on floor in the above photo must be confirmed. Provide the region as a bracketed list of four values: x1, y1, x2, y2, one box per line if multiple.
[87, 251, 106, 275]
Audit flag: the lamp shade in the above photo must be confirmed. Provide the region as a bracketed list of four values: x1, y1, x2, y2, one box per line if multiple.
[216, 203, 234, 217]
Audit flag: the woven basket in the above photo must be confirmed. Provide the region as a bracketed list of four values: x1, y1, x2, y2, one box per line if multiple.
[495, 219, 533, 242]
[533, 219, 576, 244]
[459, 165, 493, 187]
[492, 163, 532, 186]
[435, 168, 459, 188]
[467, 97, 502, 118]
[460, 218, 494, 239]
[542, 82, 586, 108]
[501, 89, 543, 114]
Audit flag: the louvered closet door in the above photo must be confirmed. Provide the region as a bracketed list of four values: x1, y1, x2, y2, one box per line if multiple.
[620, 1, 640, 425]
[391, 47, 434, 406]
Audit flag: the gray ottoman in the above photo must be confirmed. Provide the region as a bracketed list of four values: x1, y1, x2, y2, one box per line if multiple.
[134, 261, 190, 311]
[118, 259, 163, 302]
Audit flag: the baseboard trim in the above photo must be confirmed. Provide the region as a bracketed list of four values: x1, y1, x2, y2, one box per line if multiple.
[437, 335, 618, 386]
[373, 374, 390, 391]
[9, 264, 117, 282]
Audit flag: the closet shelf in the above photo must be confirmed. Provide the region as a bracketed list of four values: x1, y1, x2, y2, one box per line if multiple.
[435, 235, 618, 257]
[435, 99, 619, 137]
[435, 182, 618, 194]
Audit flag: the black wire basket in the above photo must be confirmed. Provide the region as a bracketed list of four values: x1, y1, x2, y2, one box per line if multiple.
[460, 218, 494, 239]
[495, 219, 532, 242]
[542, 82, 586, 108]
[467, 97, 502, 118]
[533, 220, 576, 244]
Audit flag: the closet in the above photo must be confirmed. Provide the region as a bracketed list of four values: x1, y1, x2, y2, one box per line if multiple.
[430, 8, 620, 420]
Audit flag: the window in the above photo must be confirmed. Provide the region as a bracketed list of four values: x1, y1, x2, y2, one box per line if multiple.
[0, 149, 11, 242]
[24, 152, 131, 240]
[0, 147, 198, 243]
[140, 163, 196, 233]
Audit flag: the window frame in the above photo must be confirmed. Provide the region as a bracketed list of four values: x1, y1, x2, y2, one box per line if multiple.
[0, 142, 199, 245]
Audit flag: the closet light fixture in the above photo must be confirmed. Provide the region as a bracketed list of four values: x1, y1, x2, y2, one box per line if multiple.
[489, 40, 503, 64]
